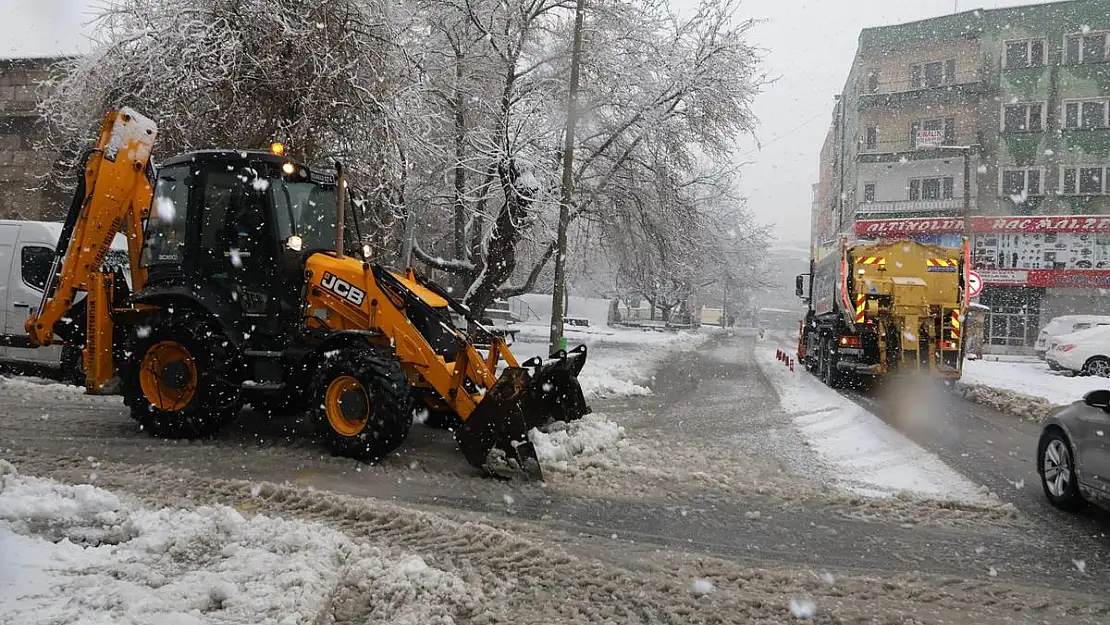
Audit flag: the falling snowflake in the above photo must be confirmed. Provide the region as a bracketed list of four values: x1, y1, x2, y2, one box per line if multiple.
[977, 164, 988, 174]
[503, 493, 515, 506]
[692, 579, 714, 595]
[988, 566, 998, 577]
[789, 597, 816, 619]
[155, 196, 175, 221]
[250, 484, 262, 497]
[229, 248, 243, 268]
[136, 326, 151, 338]
[1074, 559, 1087, 573]
[252, 178, 270, 191]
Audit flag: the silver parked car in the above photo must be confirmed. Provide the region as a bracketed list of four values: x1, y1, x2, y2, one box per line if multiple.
[1038, 390, 1110, 511]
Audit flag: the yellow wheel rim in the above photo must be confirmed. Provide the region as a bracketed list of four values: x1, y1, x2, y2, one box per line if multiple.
[325, 375, 369, 437]
[139, 340, 197, 412]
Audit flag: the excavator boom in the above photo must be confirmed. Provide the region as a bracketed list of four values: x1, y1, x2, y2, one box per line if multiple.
[21, 108, 156, 390]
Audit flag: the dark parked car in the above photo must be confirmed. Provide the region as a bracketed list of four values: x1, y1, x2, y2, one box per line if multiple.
[1038, 389, 1110, 511]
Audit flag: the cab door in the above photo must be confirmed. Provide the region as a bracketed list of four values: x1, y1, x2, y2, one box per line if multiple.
[6, 236, 60, 364]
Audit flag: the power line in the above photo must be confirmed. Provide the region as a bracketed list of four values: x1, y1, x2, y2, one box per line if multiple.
[737, 110, 829, 158]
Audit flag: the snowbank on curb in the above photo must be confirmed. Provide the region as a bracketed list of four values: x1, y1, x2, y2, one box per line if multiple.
[756, 351, 990, 504]
[0, 460, 480, 625]
[956, 383, 1064, 423]
[959, 359, 1096, 419]
[528, 414, 627, 475]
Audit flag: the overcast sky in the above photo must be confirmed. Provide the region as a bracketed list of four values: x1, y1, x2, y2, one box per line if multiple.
[6, 0, 1046, 245]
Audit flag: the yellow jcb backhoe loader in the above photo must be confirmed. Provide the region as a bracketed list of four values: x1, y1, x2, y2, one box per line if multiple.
[5, 107, 590, 479]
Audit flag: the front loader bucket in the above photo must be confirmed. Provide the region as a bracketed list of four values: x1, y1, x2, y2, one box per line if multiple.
[456, 345, 591, 479]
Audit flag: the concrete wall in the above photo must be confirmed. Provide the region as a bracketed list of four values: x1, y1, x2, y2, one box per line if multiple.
[859, 100, 978, 154]
[857, 157, 973, 203]
[859, 38, 981, 95]
[0, 57, 67, 221]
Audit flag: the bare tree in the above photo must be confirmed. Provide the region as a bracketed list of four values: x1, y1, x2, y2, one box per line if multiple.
[37, 0, 400, 201]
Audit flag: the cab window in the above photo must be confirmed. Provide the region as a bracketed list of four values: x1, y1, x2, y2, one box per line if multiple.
[21, 245, 53, 291]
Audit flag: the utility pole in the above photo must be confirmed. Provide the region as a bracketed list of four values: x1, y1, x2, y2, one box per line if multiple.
[549, 0, 586, 354]
[962, 147, 972, 243]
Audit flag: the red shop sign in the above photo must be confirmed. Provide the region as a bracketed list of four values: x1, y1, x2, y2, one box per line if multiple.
[1026, 270, 1110, 289]
[855, 215, 1110, 235]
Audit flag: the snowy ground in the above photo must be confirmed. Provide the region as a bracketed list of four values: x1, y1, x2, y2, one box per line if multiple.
[962, 358, 1100, 408]
[756, 347, 991, 503]
[507, 323, 710, 399]
[0, 461, 481, 625]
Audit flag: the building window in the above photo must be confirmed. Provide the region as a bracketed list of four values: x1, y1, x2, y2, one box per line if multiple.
[864, 126, 877, 150]
[1002, 102, 1044, 132]
[866, 71, 879, 93]
[1060, 166, 1110, 195]
[909, 177, 954, 201]
[909, 117, 955, 147]
[863, 183, 876, 202]
[1063, 99, 1110, 129]
[1004, 39, 1045, 68]
[910, 59, 956, 88]
[1066, 32, 1108, 65]
[1000, 167, 1042, 197]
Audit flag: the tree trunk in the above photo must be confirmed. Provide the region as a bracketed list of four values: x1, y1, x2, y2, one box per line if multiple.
[452, 49, 467, 264]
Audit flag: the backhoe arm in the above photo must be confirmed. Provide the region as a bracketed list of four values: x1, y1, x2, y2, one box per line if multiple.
[27, 108, 157, 346]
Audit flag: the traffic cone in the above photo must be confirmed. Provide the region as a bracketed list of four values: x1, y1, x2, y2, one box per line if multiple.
[776, 349, 782, 361]
[789, 358, 795, 372]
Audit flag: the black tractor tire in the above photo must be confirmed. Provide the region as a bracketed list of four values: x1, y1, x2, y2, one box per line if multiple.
[61, 345, 85, 387]
[309, 344, 413, 463]
[122, 310, 243, 438]
[1038, 427, 1085, 511]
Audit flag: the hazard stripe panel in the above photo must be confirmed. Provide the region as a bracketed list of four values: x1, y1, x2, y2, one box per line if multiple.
[858, 256, 886, 265]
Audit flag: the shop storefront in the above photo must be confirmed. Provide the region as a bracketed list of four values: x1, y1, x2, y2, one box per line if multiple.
[853, 215, 1110, 352]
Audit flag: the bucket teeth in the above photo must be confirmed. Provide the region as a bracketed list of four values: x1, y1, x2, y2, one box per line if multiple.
[455, 344, 590, 479]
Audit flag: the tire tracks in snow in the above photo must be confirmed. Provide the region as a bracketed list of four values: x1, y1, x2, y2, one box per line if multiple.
[5, 451, 1109, 625]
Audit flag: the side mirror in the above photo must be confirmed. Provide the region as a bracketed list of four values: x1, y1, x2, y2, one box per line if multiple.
[285, 235, 303, 252]
[1083, 389, 1110, 410]
[795, 274, 806, 298]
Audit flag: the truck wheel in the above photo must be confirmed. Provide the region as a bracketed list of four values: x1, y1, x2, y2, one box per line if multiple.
[123, 311, 243, 438]
[823, 340, 840, 388]
[309, 344, 412, 463]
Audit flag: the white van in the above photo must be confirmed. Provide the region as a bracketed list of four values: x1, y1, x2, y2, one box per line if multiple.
[0, 220, 129, 382]
[1035, 314, 1110, 360]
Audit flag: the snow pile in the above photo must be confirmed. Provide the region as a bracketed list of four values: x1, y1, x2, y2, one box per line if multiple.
[756, 350, 990, 503]
[0, 460, 480, 625]
[959, 359, 1097, 420]
[528, 414, 627, 474]
[511, 327, 708, 400]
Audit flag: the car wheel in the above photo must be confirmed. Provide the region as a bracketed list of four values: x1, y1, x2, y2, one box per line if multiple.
[1038, 428, 1084, 511]
[1083, 356, 1110, 377]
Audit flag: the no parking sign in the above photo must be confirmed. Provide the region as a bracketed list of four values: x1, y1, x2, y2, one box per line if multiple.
[967, 270, 983, 297]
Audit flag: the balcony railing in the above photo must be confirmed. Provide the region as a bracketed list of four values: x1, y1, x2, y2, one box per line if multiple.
[856, 198, 975, 215]
[857, 80, 987, 110]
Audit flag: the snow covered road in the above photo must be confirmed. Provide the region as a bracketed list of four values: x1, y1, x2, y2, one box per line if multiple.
[757, 347, 990, 502]
[2, 330, 1109, 623]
